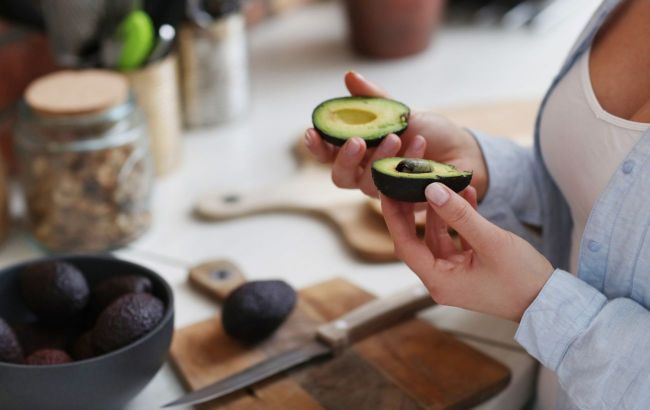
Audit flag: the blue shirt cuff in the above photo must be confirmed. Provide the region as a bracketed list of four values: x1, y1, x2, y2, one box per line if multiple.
[469, 129, 519, 205]
[515, 269, 606, 371]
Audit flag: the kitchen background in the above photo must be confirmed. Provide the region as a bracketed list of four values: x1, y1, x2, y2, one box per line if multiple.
[0, 0, 601, 409]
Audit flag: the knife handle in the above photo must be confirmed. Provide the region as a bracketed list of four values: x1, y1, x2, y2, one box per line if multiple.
[316, 284, 434, 351]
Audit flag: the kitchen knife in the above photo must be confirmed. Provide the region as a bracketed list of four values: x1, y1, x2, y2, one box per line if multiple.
[163, 284, 435, 408]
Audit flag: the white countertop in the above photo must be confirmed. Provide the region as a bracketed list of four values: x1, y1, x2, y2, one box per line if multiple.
[2, 1, 602, 408]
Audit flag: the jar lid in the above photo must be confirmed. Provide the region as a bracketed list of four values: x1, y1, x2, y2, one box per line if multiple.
[25, 70, 129, 116]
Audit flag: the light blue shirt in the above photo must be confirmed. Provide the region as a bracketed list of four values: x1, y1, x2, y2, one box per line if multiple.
[473, 1, 650, 408]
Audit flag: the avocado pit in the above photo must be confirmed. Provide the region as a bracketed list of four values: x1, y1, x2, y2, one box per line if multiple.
[396, 159, 433, 174]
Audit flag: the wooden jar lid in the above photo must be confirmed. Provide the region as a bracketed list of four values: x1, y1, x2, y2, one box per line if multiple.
[25, 70, 129, 116]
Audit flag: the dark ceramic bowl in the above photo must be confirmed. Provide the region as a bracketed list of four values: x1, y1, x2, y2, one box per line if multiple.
[0, 255, 174, 410]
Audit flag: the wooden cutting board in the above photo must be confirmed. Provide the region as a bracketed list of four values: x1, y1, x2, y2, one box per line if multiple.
[170, 278, 511, 409]
[195, 100, 538, 263]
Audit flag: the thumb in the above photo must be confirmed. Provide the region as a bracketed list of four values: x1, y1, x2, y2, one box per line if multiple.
[425, 182, 495, 251]
[344, 71, 389, 98]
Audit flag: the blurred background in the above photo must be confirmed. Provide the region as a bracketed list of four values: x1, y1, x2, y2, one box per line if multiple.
[0, 0, 602, 256]
[0, 1, 603, 407]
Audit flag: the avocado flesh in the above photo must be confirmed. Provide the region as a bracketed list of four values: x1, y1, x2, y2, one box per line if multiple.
[372, 157, 472, 202]
[312, 97, 409, 147]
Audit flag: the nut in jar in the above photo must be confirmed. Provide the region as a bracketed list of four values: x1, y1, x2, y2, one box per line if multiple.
[15, 70, 154, 253]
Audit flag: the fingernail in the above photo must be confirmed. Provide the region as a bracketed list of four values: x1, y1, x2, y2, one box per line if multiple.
[426, 183, 450, 206]
[304, 131, 312, 147]
[346, 138, 362, 156]
[348, 70, 363, 79]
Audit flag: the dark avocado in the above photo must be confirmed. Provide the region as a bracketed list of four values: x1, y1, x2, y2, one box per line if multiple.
[221, 280, 297, 343]
[0, 318, 23, 364]
[91, 275, 153, 315]
[25, 349, 72, 365]
[71, 331, 96, 361]
[312, 96, 410, 147]
[92, 293, 164, 353]
[20, 261, 90, 324]
[372, 157, 473, 202]
[12, 322, 75, 355]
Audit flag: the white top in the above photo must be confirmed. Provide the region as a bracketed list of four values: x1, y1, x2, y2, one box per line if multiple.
[537, 47, 649, 410]
[540, 47, 648, 274]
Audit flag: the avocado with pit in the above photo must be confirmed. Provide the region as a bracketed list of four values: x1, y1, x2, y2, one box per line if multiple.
[312, 96, 409, 147]
[0, 318, 23, 364]
[221, 280, 297, 343]
[20, 261, 90, 324]
[372, 157, 473, 202]
[92, 293, 164, 353]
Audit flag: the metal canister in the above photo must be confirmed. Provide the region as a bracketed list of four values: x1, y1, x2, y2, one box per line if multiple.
[178, 7, 249, 128]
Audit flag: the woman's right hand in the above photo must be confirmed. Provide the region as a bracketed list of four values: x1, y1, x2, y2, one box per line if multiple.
[305, 71, 489, 200]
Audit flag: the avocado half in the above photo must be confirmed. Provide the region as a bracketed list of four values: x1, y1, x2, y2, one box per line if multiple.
[312, 97, 410, 147]
[372, 157, 473, 202]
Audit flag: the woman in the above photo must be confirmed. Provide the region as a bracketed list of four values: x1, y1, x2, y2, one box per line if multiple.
[304, 0, 650, 408]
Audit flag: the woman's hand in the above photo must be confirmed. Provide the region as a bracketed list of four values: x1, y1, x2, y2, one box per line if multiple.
[381, 183, 553, 322]
[305, 71, 489, 199]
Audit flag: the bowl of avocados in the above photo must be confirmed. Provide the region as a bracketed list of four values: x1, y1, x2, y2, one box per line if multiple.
[372, 157, 473, 202]
[0, 255, 174, 410]
[312, 96, 410, 147]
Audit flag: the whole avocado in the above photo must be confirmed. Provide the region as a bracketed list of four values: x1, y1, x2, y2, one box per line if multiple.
[0, 318, 23, 364]
[12, 322, 75, 356]
[91, 275, 153, 314]
[92, 293, 164, 353]
[221, 280, 297, 343]
[20, 261, 90, 324]
[71, 331, 96, 360]
[26, 349, 72, 365]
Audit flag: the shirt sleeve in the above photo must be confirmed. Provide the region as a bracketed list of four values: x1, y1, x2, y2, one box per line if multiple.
[516, 269, 650, 409]
[471, 130, 545, 247]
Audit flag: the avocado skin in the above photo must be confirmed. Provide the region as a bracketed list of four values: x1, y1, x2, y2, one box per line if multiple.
[92, 293, 164, 353]
[371, 167, 472, 202]
[91, 275, 153, 316]
[25, 348, 72, 365]
[71, 331, 96, 361]
[12, 322, 77, 356]
[20, 261, 90, 324]
[222, 280, 297, 343]
[317, 126, 407, 148]
[0, 318, 23, 364]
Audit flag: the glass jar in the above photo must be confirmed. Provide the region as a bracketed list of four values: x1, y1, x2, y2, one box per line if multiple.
[13, 97, 154, 253]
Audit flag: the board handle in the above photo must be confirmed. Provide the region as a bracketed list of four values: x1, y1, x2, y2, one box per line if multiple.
[195, 191, 274, 220]
[188, 260, 247, 302]
[316, 284, 435, 351]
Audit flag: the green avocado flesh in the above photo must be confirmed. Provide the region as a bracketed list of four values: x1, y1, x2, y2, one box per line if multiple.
[312, 97, 410, 147]
[372, 157, 473, 202]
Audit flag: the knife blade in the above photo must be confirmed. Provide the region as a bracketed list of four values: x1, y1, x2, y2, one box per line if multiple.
[163, 284, 434, 408]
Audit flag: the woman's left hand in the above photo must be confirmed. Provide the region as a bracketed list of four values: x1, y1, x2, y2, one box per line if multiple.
[381, 183, 554, 322]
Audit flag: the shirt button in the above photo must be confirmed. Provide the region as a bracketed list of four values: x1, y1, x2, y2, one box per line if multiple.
[588, 240, 602, 252]
[622, 160, 635, 174]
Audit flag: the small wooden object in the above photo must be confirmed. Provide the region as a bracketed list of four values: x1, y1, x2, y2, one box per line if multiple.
[170, 274, 511, 409]
[25, 70, 128, 116]
[188, 260, 247, 302]
[126, 54, 182, 175]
